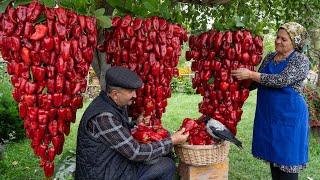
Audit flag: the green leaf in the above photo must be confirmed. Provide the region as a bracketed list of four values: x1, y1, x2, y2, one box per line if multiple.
[94, 8, 105, 16]
[142, 0, 158, 13]
[208, 77, 215, 84]
[107, 0, 122, 8]
[40, 0, 56, 8]
[13, 0, 32, 7]
[96, 15, 111, 29]
[0, 0, 11, 14]
[124, 0, 133, 11]
[36, 13, 46, 24]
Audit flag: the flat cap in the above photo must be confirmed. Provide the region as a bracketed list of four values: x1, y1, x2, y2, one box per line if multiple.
[105, 66, 143, 89]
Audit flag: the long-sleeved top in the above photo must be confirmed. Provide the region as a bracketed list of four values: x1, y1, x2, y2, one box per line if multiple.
[250, 51, 310, 94]
[87, 112, 173, 162]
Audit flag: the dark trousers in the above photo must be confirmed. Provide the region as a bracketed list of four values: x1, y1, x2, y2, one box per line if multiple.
[137, 157, 176, 180]
[270, 163, 299, 180]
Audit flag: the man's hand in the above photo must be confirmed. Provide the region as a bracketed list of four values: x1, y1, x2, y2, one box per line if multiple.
[171, 128, 189, 145]
[136, 112, 151, 125]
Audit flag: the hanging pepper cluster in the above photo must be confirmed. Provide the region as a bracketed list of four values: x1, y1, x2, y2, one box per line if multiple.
[0, 1, 97, 177]
[98, 15, 188, 142]
[185, 29, 263, 136]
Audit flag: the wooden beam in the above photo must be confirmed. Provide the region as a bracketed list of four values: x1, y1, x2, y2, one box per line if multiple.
[176, 0, 230, 7]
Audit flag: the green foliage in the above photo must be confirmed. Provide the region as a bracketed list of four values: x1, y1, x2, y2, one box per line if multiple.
[0, 66, 25, 142]
[106, 0, 183, 24]
[303, 83, 320, 122]
[178, 0, 320, 35]
[54, 150, 76, 180]
[170, 76, 195, 95]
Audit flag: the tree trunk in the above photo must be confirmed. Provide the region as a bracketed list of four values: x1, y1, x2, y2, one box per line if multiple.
[91, 2, 114, 91]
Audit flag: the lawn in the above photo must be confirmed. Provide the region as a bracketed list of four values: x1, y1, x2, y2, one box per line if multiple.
[0, 91, 319, 179]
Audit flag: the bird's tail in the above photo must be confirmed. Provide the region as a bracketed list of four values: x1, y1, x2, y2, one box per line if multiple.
[231, 138, 243, 149]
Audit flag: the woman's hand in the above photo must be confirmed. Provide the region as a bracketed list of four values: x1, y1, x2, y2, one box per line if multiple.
[231, 68, 253, 80]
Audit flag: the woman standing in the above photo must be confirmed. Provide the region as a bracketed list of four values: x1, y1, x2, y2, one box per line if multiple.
[231, 22, 310, 180]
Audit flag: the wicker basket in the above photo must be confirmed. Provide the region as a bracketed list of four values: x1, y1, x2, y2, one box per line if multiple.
[174, 142, 230, 166]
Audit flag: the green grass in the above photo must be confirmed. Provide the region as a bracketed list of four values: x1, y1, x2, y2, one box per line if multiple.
[1, 92, 320, 179]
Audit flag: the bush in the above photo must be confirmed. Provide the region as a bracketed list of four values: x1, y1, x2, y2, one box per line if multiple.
[303, 84, 320, 122]
[171, 76, 196, 94]
[0, 65, 25, 142]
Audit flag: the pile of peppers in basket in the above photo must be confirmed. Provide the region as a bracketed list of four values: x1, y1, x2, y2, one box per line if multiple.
[0, 1, 97, 177]
[186, 29, 263, 136]
[98, 15, 188, 142]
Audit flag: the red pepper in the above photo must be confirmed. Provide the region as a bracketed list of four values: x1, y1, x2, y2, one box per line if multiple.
[85, 16, 96, 34]
[226, 48, 235, 60]
[126, 26, 134, 37]
[60, 40, 71, 61]
[152, 16, 159, 31]
[241, 52, 250, 64]
[24, 94, 36, 106]
[55, 74, 65, 93]
[240, 89, 250, 102]
[56, 56, 66, 75]
[144, 97, 155, 116]
[214, 32, 223, 51]
[48, 120, 58, 137]
[46, 66, 55, 79]
[181, 118, 198, 132]
[30, 24, 48, 40]
[54, 21, 66, 38]
[31, 66, 46, 82]
[25, 81, 38, 94]
[18, 102, 27, 119]
[229, 82, 239, 92]
[213, 61, 222, 71]
[38, 109, 48, 125]
[149, 31, 157, 43]
[251, 54, 261, 66]
[233, 30, 243, 43]
[30, 51, 41, 66]
[27, 107, 39, 122]
[132, 130, 150, 144]
[53, 93, 63, 107]
[48, 147, 56, 162]
[235, 43, 242, 56]
[151, 61, 160, 77]
[83, 47, 93, 63]
[121, 15, 132, 27]
[16, 6, 27, 22]
[70, 95, 83, 109]
[12, 88, 22, 102]
[220, 70, 228, 82]
[55, 7, 67, 24]
[44, 161, 54, 177]
[133, 18, 143, 30]
[112, 16, 121, 27]
[47, 79, 55, 93]
[21, 47, 31, 65]
[77, 15, 86, 30]
[38, 94, 52, 110]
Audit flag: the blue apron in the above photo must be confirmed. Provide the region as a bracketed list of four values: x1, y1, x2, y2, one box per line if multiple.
[252, 51, 309, 166]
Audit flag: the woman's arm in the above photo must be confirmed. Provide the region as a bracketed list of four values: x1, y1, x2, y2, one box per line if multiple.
[259, 54, 309, 88]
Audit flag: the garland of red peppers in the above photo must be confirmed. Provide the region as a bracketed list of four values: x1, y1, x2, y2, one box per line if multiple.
[98, 15, 188, 144]
[181, 29, 264, 145]
[0, 0, 264, 177]
[0, 1, 97, 177]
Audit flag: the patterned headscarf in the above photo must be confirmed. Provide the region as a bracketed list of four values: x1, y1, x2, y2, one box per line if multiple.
[279, 22, 308, 52]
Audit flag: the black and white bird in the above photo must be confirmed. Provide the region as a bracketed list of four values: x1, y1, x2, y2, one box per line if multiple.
[202, 116, 243, 149]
